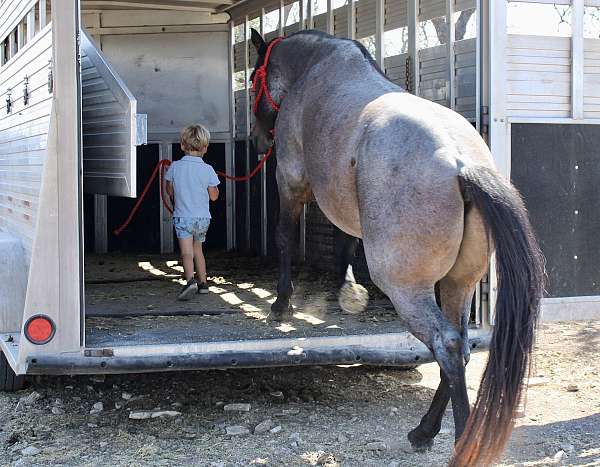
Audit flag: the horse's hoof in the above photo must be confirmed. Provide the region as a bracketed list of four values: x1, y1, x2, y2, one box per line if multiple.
[338, 281, 369, 314]
[407, 428, 434, 452]
[268, 300, 293, 321]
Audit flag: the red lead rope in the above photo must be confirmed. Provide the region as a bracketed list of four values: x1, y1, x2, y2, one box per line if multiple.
[113, 37, 283, 236]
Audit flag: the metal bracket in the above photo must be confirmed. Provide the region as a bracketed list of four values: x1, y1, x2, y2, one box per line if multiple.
[481, 105, 489, 135]
[5, 88, 11, 114]
[23, 76, 29, 105]
[84, 348, 114, 357]
[47, 59, 53, 94]
[135, 114, 148, 146]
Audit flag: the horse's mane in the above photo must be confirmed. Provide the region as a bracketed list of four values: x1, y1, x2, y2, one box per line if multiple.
[286, 29, 392, 83]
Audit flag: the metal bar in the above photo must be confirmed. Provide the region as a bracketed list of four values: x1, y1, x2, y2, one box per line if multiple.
[227, 21, 236, 250]
[159, 143, 174, 254]
[476, 0, 482, 133]
[40, 0, 47, 29]
[244, 17, 251, 251]
[408, 0, 418, 95]
[279, 0, 285, 35]
[447, 0, 455, 110]
[572, 0, 584, 120]
[17, 21, 24, 49]
[299, 0, 305, 30]
[348, 0, 356, 39]
[8, 29, 16, 58]
[307, 0, 313, 29]
[21, 332, 491, 375]
[260, 9, 268, 256]
[93, 195, 108, 254]
[375, 0, 384, 67]
[327, 0, 334, 35]
[27, 9, 36, 41]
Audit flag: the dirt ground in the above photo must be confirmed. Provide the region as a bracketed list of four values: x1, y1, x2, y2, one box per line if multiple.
[1, 320, 599, 466]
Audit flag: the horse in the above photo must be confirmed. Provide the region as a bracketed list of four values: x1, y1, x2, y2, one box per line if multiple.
[249, 29, 544, 466]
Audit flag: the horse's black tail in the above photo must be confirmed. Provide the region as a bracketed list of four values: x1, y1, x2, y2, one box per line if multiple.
[450, 166, 545, 467]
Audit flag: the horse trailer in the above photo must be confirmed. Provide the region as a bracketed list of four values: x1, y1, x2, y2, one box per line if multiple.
[0, 0, 597, 388]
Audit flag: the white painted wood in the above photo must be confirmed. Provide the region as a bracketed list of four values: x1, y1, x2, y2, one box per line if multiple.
[541, 296, 600, 322]
[447, 0, 455, 110]
[84, 10, 214, 27]
[348, 0, 356, 39]
[375, 0, 384, 67]
[82, 1, 216, 12]
[0, 233, 28, 333]
[27, 9, 35, 41]
[39, 0, 47, 29]
[244, 16, 251, 250]
[408, 0, 417, 94]
[0, 0, 38, 42]
[327, 0, 334, 34]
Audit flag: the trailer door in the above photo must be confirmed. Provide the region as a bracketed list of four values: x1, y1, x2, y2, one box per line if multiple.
[80, 29, 146, 198]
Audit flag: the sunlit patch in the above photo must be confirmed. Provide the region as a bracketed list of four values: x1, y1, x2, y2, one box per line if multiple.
[166, 262, 184, 273]
[293, 312, 325, 325]
[208, 286, 227, 294]
[138, 261, 167, 276]
[267, 298, 276, 304]
[249, 458, 268, 465]
[237, 282, 254, 289]
[172, 278, 187, 285]
[337, 363, 362, 368]
[287, 346, 303, 355]
[166, 260, 179, 267]
[579, 447, 600, 458]
[219, 292, 244, 305]
[326, 325, 341, 329]
[276, 323, 297, 333]
[211, 276, 232, 285]
[251, 287, 272, 298]
[240, 303, 262, 312]
[240, 303, 267, 320]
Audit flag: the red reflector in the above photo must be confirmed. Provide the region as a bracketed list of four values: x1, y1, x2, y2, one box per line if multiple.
[24, 315, 55, 345]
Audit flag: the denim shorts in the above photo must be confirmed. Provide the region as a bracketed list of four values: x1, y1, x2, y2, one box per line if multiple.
[173, 217, 210, 242]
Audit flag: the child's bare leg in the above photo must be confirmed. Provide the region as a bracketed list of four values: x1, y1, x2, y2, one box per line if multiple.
[178, 237, 195, 281]
[193, 240, 207, 283]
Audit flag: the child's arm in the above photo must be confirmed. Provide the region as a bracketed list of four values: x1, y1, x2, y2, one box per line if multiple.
[208, 186, 219, 201]
[166, 181, 175, 206]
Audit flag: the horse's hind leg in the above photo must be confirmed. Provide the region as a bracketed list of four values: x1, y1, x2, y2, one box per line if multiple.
[408, 207, 489, 450]
[333, 228, 360, 288]
[270, 176, 308, 319]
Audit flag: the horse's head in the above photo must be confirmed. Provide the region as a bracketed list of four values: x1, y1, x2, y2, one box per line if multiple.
[250, 28, 280, 154]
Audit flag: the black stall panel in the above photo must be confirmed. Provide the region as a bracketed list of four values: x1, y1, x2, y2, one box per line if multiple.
[511, 124, 600, 297]
[107, 144, 160, 252]
[172, 143, 227, 251]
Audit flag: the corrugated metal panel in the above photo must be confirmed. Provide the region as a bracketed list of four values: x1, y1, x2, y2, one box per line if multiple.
[356, 0, 376, 39]
[0, 26, 52, 263]
[334, 5, 349, 37]
[384, 52, 408, 89]
[419, 44, 448, 106]
[584, 39, 600, 119]
[506, 35, 571, 118]
[385, 0, 408, 31]
[313, 13, 328, 32]
[455, 38, 475, 121]
[419, 0, 445, 21]
[80, 30, 143, 198]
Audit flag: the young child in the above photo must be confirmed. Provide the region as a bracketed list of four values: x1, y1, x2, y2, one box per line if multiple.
[165, 124, 220, 300]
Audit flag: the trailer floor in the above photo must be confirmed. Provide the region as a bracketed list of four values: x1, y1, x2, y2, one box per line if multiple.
[85, 252, 402, 347]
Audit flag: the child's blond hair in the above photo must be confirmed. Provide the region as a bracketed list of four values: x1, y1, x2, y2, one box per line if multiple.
[181, 124, 211, 155]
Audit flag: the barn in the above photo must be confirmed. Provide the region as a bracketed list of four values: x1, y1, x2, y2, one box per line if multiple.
[0, 0, 596, 385]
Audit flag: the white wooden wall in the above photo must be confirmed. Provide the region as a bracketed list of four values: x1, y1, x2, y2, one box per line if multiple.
[0, 2, 53, 265]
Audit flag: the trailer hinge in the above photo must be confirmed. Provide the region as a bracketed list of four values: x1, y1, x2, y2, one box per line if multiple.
[84, 349, 114, 357]
[47, 59, 53, 94]
[480, 105, 489, 136]
[5, 88, 11, 114]
[23, 76, 29, 105]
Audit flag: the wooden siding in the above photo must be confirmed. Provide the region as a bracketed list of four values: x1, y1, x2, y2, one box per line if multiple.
[584, 39, 600, 119]
[419, 43, 448, 106]
[455, 37, 476, 121]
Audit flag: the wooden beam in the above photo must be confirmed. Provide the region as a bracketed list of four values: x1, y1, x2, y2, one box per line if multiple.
[572, 0, 584, 120]
[81, 1, 222, 12]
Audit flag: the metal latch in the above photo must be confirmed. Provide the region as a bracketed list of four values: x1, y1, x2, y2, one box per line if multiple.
[5, 88, 11, 114]
[23, 76, 29, 105]
[405, 55, 412, 93]
[84, 349, 114, 357]
[47, 59, 53, 94]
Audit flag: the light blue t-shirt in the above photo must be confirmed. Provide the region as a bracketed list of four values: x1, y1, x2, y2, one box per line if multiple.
[164, 156, 220, 219]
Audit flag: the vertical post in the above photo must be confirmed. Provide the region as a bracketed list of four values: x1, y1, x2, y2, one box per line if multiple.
[375, 0, 385, 67]
[244, 16, 251, 250]
[260, 9, 268, 256]
[280, 0, 285, 35]
[476, 0, 482, 133]
[17, 21, 24, 49]
[94, 195, 108, 254]
[408, 0, 418, 95]
[227, 21, 236, 250]
[307, 0, 313, 29]
[327, 0, 334, 35]
[40, 0, 47, 29]
[300, 0, 306, 30]
[8, 30, 15, 59]
[446, 0, 455, 110]
[27, 9, 36, 41]
[159, 143, 174, 254]
[348, 0, 355, 39]
[572, 0, 584, 120]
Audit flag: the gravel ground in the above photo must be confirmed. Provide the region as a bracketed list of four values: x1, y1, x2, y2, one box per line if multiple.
[1, 321, 599, 466]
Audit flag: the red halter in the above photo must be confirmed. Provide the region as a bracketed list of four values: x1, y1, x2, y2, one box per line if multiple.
[252, 37, 284, 114]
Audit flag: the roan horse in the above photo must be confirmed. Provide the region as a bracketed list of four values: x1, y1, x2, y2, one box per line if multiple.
[249, 29, 544, 466]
